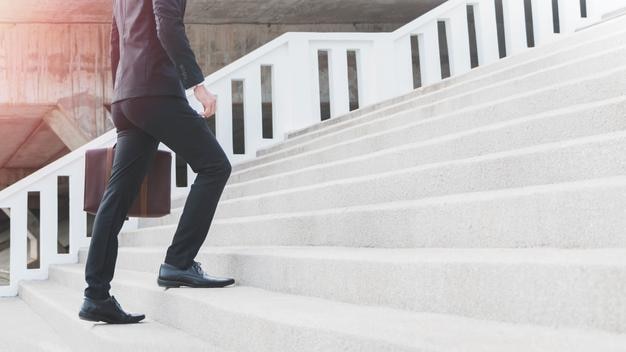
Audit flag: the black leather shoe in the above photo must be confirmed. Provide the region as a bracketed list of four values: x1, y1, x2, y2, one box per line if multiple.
[78, 295, 145, 324]
[157, 261, 235, 288]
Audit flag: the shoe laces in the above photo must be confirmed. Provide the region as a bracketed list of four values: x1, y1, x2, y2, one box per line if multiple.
[191, 261, 207, 275]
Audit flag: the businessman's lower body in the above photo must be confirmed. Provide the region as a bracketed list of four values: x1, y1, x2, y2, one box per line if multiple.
[80, 95, 234, 324]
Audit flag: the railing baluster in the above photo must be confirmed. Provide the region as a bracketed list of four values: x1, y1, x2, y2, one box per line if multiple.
[372, 39, 396, 101]
[272, 50, 294, 139]
[502, 0, 529, 55]
[417, 22, 442, 85]
[39, 177, 56, 274]
[68, 161, 88, 252]
[530, 0, 557, 46]
[392, 35, 415, 96]
[329, 47, 351, 118]
[558, 0, 583, 33]
[472, 0, 500, 66]
[12, 194, 28, 290]
[286, 37, 317, 131]
[244, 66, 264, 153]
[445, 5, 472, 76]
[213, 81, 234, 159]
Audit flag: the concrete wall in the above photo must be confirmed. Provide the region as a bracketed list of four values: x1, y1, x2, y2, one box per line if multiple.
[0, 23, 114, 139]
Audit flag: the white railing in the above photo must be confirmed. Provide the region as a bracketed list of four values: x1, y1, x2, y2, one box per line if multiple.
[0, 0, 624, 296]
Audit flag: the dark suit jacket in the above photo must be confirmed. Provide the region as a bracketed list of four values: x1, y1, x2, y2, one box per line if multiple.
[110, 0, 205, 103]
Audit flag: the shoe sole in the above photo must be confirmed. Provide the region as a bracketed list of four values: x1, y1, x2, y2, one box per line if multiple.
[78, 311, 145, 324]
[157, 278, 235, 288]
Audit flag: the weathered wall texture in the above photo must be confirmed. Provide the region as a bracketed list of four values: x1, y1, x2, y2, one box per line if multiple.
[0, 23, 114, 138]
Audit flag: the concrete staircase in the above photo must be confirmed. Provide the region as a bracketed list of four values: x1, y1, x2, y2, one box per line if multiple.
[12, 12, 626, 352]
[0, 298, 71, 352]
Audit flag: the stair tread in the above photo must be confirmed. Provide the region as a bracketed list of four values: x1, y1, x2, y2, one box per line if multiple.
[0, 297, 72, 352]
[108, 246, 626, 266]
[19, 280, 225, 351]
[225, 128, 626, 201]
[232, 93, 626, 185]
[49, 264, 626, 352]
[158, 175, 626, 222]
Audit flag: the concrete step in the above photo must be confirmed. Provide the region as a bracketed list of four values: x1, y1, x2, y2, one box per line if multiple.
[47, 264, 626, 352]
[217, 98, 626, 202]
[76, 247, 626, 334]
[165, 88, 626, 216]
[0, 297, 72, 352]
[160, 95, 620, 221]
[208, 130, 626, 219]
[18, 280, 222, 352]
[124, 176, 626, 249]
[242, 21, 626, 171]
[222, 56, 626, 190]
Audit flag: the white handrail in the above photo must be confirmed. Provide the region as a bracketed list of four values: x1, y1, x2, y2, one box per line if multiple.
[1, 0, 624, 296]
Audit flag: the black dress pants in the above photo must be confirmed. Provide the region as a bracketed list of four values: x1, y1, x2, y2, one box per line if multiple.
[84, 95, 231, 300]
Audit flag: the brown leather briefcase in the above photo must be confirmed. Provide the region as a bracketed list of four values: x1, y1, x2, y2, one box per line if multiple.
[83, 144, 172, 218]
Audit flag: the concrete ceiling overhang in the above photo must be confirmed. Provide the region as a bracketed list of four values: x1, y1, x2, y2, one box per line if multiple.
[0, 105, 70, 169]
[0, 0, 447, 24]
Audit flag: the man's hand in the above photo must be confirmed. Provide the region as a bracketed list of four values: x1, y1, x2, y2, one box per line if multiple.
[194, 84, 217, 118]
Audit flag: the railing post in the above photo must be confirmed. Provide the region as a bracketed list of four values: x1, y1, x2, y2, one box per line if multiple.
[354, 45, 376, 107]
[392, 34, 415, 96]
[243, 65, 264, 155]
[68, 160, 88, 252]
[11, 194, 27, 294]
[38, 177, 57, 275]
[213, 81, 234, 158]
[445, 5, 472, 76]
[502, 0, 528, 56]
[328, 46, 351, 118]
[472, 0, 500, 66]
[558, 0, 583, 33]
[272, 45, 295, 139]
[371, 38, 396, 102]
[284, 36, 318, 131]
[417, 22, 442, 85]
[530, 0, 557, 46]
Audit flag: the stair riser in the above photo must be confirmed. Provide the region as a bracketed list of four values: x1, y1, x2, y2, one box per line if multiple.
[18, 285, 99, 352]
[228, 58, 626, 186]
[95, 250, 626, 334]
[124, 182, 626, 249]
[46, 267, 418, 352]
[220, 101, 626, 201]
[252, 20, 626, 162]
[213, 133, 626, 219]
